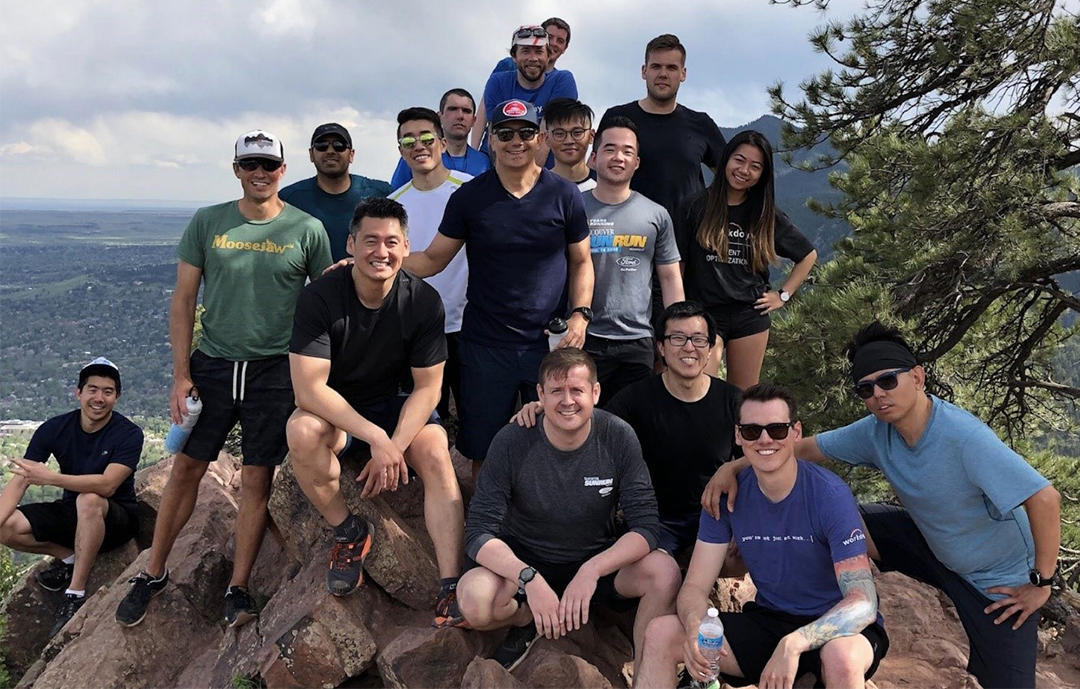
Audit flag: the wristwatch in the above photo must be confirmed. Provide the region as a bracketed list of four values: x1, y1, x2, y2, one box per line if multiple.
[515, 566, 538, 602]
[1029, 568, 1054, 587]
[570, 306, 594, 322]
[779, 290, 791, 303]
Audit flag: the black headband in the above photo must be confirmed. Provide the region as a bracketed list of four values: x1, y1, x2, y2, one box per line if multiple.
[851, 341, 917, 382]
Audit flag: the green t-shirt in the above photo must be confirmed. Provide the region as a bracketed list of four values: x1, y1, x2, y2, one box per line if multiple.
[177, 201, 332, 360]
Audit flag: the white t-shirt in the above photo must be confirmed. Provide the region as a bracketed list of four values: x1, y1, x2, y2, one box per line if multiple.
[390, 173, 473, 332]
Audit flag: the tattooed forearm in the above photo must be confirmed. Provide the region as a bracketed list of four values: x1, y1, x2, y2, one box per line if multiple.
[796, 554, 878, 650]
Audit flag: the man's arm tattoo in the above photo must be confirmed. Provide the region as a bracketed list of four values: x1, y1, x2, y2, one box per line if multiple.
[796, 554, 878, 650]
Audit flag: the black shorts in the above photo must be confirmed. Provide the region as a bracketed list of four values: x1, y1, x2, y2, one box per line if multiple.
[719, 602, 889, 687]
[183, 350, 294, 467]
[584, 334, 654, 407]
[464, 534, 636, 613]
[337, 393, 442, 468]
[706, 304, 770, 343]
[18, 499, 138, 553]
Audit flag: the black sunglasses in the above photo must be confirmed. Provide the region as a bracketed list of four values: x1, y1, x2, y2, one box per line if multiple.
[737, 422, 795, 441]
[236, 158, 283, 172]
[853, 367, 911, 399]
[492, 127, 539, 143]
[515, 27, 548, 40]
[313, 140, 349, 153]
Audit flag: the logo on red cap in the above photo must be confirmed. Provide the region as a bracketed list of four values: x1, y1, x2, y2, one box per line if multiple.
[502, 100, 528, 117]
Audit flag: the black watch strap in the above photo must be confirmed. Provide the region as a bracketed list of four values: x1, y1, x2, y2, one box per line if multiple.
[1029, 568, 1054, 587]
[571, 306, 593, 322]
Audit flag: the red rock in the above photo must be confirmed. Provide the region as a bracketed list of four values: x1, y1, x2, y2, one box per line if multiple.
[461, 657, 524, 689]
[516, 646, 611, 688]
[376, 627, 480, 689]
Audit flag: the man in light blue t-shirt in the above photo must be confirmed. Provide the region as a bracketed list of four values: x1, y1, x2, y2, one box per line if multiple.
[705, 321, 1061, 689]
[389, 89, 490, 189]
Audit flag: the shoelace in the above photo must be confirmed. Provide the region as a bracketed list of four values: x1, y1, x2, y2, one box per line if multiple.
[329, 541, 361, 571]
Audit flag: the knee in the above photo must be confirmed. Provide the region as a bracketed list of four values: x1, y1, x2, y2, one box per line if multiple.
[456, 574, 496, 626]
[408, 436, 453, 481]
[170, 453, 209, 486]
[643, 614, 684, 656]
[820, 639, 866, 684]
[0, 515, 19, 546]
[286, 413, 335, 460]
[240, 468, 273, 502]
[76, 492, 108, 520]
[643, 551, 683, 597]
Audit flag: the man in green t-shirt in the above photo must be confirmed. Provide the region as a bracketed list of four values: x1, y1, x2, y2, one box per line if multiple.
[115, 130, 332, 630]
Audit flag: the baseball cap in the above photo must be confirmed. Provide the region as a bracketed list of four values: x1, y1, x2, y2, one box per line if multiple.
[234, 130, 284, 162]
[310, 123, 353, 148]
[490, 99, 541, 128]
[79, 356, 121, 393]
[512, 25, 549, 48]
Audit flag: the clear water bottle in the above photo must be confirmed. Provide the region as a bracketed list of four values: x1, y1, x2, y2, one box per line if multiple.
[164, 394, 202, 454]
[696, 607, 725, 685]
[548, 317, 568, 351]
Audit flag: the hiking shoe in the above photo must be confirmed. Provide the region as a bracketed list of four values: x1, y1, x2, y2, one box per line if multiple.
[50, 593, 86, 638]
[223, 586, 258, 628]
[36, 559, 74, 592]
[432, 588, 470, 629]
[115, 570, 169, 627]
[492, 621, 538, 671]
[326, 521, 374, 597]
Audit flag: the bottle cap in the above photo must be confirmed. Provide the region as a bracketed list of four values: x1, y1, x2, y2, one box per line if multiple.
[548, 317, 568, 334]
[707, 607, 719, 617]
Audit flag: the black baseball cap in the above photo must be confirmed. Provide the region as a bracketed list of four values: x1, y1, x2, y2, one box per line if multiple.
[310, 123, 353, 148]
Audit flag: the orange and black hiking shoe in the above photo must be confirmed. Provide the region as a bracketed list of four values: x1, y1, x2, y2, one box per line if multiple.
[326, 521, 374, 597]
[432, 588, 471, 629]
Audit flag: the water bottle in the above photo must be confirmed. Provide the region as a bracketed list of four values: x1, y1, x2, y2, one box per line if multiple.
[548, 317, 568, 351]
[696, 607, 725, 685]
[164, 394, 203, 454]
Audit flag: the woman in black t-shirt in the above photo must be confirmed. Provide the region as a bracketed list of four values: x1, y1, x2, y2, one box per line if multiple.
[674, 130, 817, 389]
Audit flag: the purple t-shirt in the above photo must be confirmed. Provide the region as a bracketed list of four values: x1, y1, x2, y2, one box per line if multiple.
[698, 460, 872, 618]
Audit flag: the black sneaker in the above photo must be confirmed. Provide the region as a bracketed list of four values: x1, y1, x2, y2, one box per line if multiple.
[223, 586, 258, 628]
[50, 593, 85, 638]
[115, 570, 169, 627]
[326, 521, 374, 597]
[492, 621, 538, 671]
[36, 559, 74, 592]
[432, 588, 470, 629]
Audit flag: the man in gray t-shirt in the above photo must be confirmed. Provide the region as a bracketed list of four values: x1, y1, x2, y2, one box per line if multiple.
[584, 117, 683, 405]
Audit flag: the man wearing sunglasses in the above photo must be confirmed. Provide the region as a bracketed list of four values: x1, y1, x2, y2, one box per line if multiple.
[636, 383, 888, 689]
[280, 123, 392, 262]
[706, 322, 1061, 689]
[116, 130, 332, 630]
[389, 89, 491, 190]
[544, 98, 597, 192]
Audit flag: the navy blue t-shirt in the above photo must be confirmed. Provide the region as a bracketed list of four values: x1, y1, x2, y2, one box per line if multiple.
[438, 169, 590, 349]
[24, 410, 144, 505]
[279, 174, 392, 262]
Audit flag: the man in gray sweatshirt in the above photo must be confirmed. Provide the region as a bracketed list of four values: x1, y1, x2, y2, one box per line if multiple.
[457, 347, 681, 673]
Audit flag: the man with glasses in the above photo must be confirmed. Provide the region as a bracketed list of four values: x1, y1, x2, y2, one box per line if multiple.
[544, 98, 597, 192]
[705, 322, 1061, 689]
[116, 130, 331, 630]
[281, 123, 392, 262]
[635, 383, 889, 689]
[404, 99, 592, 481]
[389, 90, 490, 190]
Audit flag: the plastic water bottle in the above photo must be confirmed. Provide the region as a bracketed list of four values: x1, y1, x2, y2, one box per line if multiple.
[696, 607, 725, 685]
[164, 395, 202, 454]
[548, 317, 568, 351]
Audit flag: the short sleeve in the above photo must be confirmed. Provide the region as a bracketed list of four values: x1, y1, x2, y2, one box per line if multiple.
[409, 289, 448, 369]
[289, 282, 334, 359]
[554, 71, 579, 100]
[959, 425, 1050, 515]
[697, 506, 732, 544]
[483, 72, 504, 119]
[305, 224, 333, 280]
[653, 207, 681, 264]
[175, 211, 207, 269]
[438, 185, 469, 241]
[773, 210, 815, 263]
[564, 186, 590, 243]
[109, 424, 144, 472]
[814, 416, 880, 468]
[817, 480, 869, 563]
[23, 421, 56, 463]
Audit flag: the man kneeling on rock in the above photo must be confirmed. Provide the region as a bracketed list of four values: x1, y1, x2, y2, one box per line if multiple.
[286, 197, 467, 628]
[634, 383, 888, 689]
[0, 357, 143, 638]
[457, 347, 681, 672]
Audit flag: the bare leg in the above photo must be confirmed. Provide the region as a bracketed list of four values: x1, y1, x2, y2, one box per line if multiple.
[405, 426, 464, 579]
[229, 465, 273, 588]
[633, 614, 685, 689]
[725, 330, 770, 390]
[286, 409, 349, 527]
[70, 493, 108, 591]
[820, 635, 874, 688]
[613, 550, 682, 666]
[0, 510, 72, 559]
[146, 453, 209, 577]
[456, 566, 529, 630]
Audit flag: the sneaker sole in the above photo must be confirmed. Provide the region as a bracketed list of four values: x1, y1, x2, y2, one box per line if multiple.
[116, 582, 168, 627]
[37, 580, 69, 593]
[327, 521, 375, 597]
[226, 610, 258, 628]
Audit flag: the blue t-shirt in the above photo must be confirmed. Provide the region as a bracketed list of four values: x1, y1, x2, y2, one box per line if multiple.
[389, 148, 491, 190]
[437, 169, 590, 349]
[24, 410, 144, 505]
[279, 174, 392, 262]
[816, 395, 1049, 596]
[481, 69, 578, 153]
[698, 461, 875, 619]
[493, 56, 515, 73]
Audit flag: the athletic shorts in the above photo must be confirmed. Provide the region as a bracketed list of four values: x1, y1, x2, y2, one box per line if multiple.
[18, 499, 138, 552]
[657, 511, 700, 556]
[719, 602, 889, 686]
[706, 304, 770, 343]
[584, 334, 654, 407]
[337, 393, 442, 462]
[182, 350, 294, 467]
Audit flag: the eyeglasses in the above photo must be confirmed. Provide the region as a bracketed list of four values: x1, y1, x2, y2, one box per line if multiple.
[236, 158, 283, 172]
[313, 140, 349, 153]
[853, 367, 912, 399]
[737, 422, 795, 441]
[515, 27, 548, 40]
[662, 334, 711, 348]
[398, 133, 438, 149]
[549, 127, 589, 142]
[492, 127, 539, 143]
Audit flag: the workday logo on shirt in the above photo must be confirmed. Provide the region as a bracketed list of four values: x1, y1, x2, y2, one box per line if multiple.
[842, 528, 866, 546]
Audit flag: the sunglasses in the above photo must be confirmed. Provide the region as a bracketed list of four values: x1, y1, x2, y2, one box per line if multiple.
[236, 158, 283, 172]
[492, 127, 540, 143]
[737, 422, 795, 441]
[515, 27, 548, 40]
[399, 133, 438, 149]
[549, 127, 590, 142]
[662, 334, 710, 348]
[853, 367, 912, 399]
[313, 140, 349, 153]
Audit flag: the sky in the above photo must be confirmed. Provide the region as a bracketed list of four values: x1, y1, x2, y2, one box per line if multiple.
[0, 0, 863, 204]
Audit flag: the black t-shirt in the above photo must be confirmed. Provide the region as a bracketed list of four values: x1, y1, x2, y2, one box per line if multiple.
[24, 410, 144, 505]
[599, 102, 726, 217]
[675, 192, 816, 308]
[606, 374, 741, 517]
[290, 267, 447, 406]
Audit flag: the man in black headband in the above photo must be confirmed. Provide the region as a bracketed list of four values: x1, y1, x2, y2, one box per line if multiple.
[703, 321, 1061, 689]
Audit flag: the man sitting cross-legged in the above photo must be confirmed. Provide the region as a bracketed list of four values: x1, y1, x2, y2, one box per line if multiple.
[457, 347, 680, 672]
[286, 197, 467, 628]
[635, 384, 889, 689]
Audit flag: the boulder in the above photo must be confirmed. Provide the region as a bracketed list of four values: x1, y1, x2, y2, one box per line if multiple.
[461, 657, 524, 689]
[516, 646, 612, 689]
[376, 627, 480, 689]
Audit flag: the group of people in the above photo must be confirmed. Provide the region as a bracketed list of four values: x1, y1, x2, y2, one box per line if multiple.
[0, 19, 1062, 689]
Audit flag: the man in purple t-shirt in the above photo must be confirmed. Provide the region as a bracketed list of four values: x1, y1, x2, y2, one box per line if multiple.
[634, 384, 889, 689]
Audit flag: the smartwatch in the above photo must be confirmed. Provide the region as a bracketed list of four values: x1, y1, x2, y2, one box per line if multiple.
[515, 566, 538, 603]
[570, 306, 594, 322]
[779, 290, 791, 303]
[1029, 568, 1054, 587]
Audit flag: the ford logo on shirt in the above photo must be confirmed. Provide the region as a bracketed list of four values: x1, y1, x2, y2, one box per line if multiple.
[616, 256, 641, 267]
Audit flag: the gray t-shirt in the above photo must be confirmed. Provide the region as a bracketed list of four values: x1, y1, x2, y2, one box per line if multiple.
[584, 191, 680, 339]
[465, 409, 660, 565]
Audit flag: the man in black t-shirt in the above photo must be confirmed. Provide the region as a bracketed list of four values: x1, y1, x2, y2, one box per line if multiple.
[0, 357, 143, 637]
[286, 197, 467, 629]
